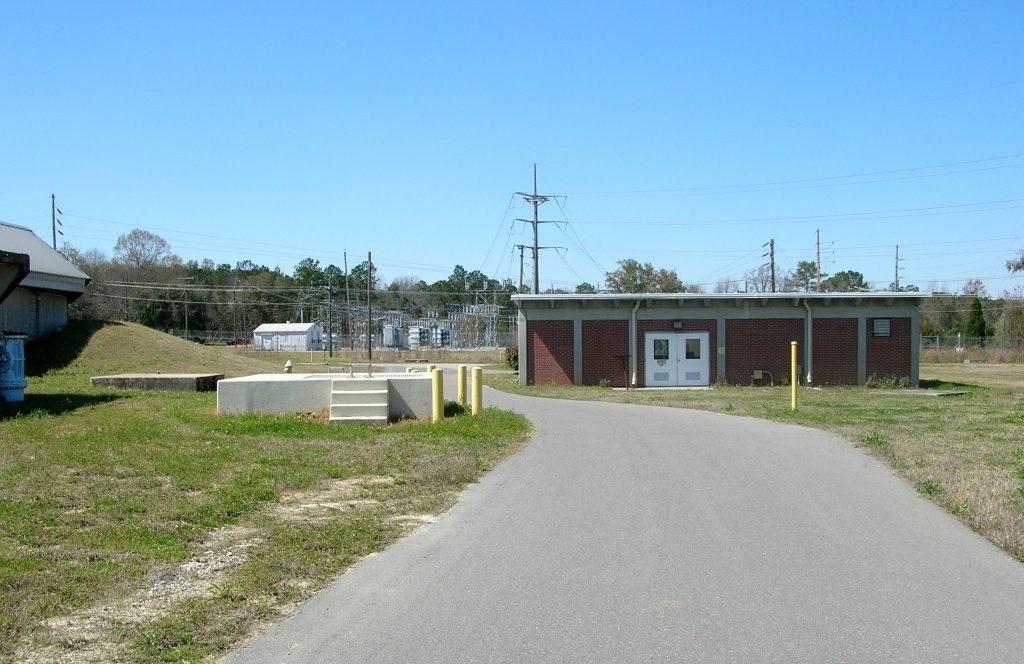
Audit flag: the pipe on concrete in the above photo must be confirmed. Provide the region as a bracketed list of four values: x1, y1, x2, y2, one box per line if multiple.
[471, 366, 483, 416]
[802, 299, 813, 385]
[629, 301, 641, 387]
[432, 368, 444, 423]
[457, 364, 467, 406]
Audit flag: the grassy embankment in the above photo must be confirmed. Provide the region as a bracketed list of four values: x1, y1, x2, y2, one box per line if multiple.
[1, 321, 530, 663]
[486, 364, 1024, 562]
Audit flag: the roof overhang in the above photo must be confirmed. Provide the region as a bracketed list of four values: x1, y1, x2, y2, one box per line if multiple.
[0, 251, 30, 305]
[511, 291, 930, 309]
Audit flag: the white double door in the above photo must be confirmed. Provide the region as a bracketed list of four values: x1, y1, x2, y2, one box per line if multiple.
[644, 331, 710, 387]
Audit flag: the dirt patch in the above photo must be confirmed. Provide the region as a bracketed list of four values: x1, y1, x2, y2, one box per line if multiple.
[272, 475, 394, 522]
[16, 476, 396, 663]
[19, 527, 262, 663]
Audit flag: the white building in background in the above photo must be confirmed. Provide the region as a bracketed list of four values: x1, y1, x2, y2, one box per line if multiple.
[0, 222, 90, 339]
[252, 322, 324, 351]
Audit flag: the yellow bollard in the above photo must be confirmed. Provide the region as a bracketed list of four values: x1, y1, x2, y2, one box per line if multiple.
[457, 365, 467, 406]
[790, 341, 798, 412]
[471, 366, 483, 416]
[432, 368, 444, 423]
[426, 364, 435, 373]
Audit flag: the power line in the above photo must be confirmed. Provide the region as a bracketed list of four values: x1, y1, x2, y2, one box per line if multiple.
[477, 194, 516, 274]
[552, 196, 608, 278]
[554, 152, 1024, 197]
[564, 198, 1024, 227]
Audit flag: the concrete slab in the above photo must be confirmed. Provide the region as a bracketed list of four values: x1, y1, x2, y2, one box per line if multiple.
[216, 373, 434, 420]
[876, 389, 968, 397]
[91, 373, 223, 392]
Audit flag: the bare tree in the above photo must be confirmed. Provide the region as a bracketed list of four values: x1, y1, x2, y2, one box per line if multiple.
[713, 278, 738, 293]
[743, 265, 772, 292]
[113, 229, 178, 270]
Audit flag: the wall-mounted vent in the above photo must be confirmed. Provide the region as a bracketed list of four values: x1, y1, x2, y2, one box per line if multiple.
[872, 318, 891, 337]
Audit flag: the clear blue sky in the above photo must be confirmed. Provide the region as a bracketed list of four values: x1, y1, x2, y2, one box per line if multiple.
[2, 1, 1022, 295]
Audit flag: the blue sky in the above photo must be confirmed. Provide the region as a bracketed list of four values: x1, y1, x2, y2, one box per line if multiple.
[2, 1, 1022, 294]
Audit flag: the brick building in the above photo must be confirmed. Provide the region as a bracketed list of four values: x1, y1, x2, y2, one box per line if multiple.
[513, 293, 925, 388]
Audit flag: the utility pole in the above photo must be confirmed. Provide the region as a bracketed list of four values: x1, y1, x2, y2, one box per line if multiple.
[517, 244, 525, 293]
[894, 245, 902, 292]
[181, 276, 194, 340]
[51, 194, 63, 249]
[815, 229, 822, 293]
[366, 251, 372, 362]
[327, 272, 333, 358]
[515, 164, 559, 294]
[344, 251, 353, 350]
[763, 239, 776, 293]
[514, 243, 564, 294]
[241, 285, 246, 341]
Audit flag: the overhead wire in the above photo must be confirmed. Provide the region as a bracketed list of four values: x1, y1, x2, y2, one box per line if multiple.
[555, 153, 1024, 197]
[565, 198, 1024, 227]
[477, 194, 516, 274]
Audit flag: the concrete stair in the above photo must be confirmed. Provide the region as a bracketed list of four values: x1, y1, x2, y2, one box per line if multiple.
[330, 378, 389, 425]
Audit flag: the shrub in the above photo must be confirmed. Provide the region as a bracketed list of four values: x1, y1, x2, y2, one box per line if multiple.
[505, 345, 519, 371]
[865, 374, 911, 389]
[444, 400, 468, 417]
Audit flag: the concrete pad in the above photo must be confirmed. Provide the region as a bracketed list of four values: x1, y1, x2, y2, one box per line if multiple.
[91, 373, 223, 392]
[216, 373, 434, 420]
[877, 389, 968, 397]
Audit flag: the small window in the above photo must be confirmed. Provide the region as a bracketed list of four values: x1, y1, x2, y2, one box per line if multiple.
[653, 339, 670, 360]
[685, 338, 701, 359]
[873, 318, 891, 337]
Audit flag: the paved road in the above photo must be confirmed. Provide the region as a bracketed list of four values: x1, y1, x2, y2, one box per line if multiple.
[228, 388, 1024, 663]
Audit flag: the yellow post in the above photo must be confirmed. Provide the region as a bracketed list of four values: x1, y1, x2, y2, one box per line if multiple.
[790, 341, 798, 411]
[471, 366, 483, 416]
[426, 363, 435, 373]
[457, 364, 467, 406]
[432, 368, 444, 423]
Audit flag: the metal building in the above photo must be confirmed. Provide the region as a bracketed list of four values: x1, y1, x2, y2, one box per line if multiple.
[252, 322, 324, 351]
[0, 222, 90, 339]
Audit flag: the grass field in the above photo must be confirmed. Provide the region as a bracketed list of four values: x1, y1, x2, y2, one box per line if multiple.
[0, 321, 530, 662]
[486, 364, 1024, 563]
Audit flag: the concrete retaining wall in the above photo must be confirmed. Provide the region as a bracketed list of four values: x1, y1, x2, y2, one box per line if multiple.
[216, 373, 433, 420]
[92, 373, 224, 392]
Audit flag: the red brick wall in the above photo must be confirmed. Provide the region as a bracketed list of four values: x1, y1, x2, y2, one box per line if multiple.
[636, 320, 717, 386]
[866, 317, 911, 381]
[725, 319, 804, 384]
[582, 320, 630, 386]
[812, 318, 858, 385]
[527, 320, 574, 385]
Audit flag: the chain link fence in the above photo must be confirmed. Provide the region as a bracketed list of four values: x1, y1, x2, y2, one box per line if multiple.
[920, 335, 1024, 363]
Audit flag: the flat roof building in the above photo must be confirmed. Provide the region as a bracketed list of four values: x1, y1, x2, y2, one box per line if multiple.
[512, 292, 927, 388]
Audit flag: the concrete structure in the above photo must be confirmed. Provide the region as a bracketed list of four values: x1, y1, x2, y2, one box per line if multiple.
[217, 372, 433, 424]
[513, 292, 926, 388]
[253, 322, 324, 351]
[91, 373, 224, 392]
[0, 222, 90, 339]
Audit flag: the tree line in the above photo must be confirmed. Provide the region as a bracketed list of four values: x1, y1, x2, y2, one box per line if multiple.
[61, 229, 1024, 342]
[62, 229, 519, 338]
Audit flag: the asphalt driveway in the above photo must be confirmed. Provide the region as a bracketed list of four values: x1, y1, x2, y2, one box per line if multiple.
[227, 387, 1024, 662]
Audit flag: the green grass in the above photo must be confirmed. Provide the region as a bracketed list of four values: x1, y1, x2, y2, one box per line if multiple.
[485, 367, 1024, 563]
[1, 321, 530, 662]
